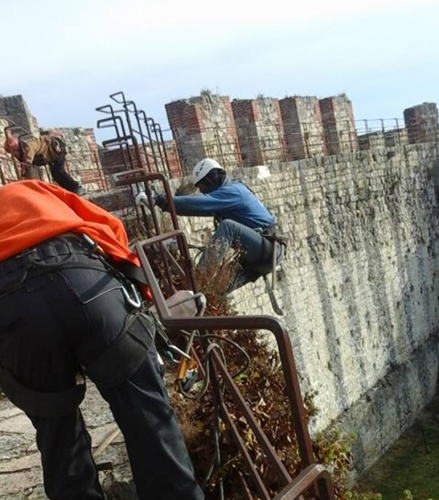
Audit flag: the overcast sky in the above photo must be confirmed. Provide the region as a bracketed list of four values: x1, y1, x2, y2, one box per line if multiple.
[1, 0, 438, 142]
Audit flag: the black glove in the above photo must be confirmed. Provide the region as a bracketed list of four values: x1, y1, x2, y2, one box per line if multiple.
[155, 193, 169, 212]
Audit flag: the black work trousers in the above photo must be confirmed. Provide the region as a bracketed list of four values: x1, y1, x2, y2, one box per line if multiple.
[0, 263, 203, 500]
[49, 152, 81, 193]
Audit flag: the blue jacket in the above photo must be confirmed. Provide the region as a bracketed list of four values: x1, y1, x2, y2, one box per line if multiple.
[170, 180, 275, 229]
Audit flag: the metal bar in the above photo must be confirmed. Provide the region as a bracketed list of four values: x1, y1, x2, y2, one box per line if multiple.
[136, 111, 161, 169]
[124, 101, 153, 172]
[220, 401, 271, 500]
[237, 472, 254, 500]
[272, 464, 332, 500]
[96, 105, 132, 170]
[149, 119, 167, 170]
[214, 352, 291, 486]
[155, 123, 172, 176]
[160, 243, 188, 283]
[114, 171, 198, 293]
[109, 93, 144, 170]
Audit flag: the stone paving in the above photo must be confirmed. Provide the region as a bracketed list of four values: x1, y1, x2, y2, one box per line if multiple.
[0, 385, 135, 499]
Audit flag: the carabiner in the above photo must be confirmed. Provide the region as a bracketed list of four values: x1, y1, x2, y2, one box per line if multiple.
[121, 283, 142, 309]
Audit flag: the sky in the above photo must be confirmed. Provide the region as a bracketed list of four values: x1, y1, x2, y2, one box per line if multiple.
[1, 0, 439, 143]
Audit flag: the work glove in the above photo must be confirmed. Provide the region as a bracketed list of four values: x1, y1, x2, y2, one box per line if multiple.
[154, 193, 168, 211]
[135, 188, 158, 208]
[135, 189, 169, 212]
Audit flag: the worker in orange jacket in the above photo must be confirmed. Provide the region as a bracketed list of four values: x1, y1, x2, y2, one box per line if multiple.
[4, 135, 84, 194]
[0, 180, 204, 500]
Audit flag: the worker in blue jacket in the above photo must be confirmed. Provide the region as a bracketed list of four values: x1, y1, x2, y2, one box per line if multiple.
[153, 158, 283, 289]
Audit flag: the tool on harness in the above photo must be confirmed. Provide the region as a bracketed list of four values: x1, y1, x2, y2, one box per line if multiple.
[147, 290, 207, 392]
[176, 357, 199, 392]
[254, 225, 287, 315]
[151, 304, 200, 392]
[79, 234, 146, 310]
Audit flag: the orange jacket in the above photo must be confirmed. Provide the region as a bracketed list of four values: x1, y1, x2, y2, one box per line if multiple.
[0, 180, 139, 265]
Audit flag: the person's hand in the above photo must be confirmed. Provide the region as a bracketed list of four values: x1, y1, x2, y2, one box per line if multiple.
[135, 191, 150, 207]
[135, 189, 158, 207]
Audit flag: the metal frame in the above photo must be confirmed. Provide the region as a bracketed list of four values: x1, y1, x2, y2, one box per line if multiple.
[96, 92, 181, 178]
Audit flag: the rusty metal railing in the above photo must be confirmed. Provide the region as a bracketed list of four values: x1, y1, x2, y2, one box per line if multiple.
[96, 92, 182, 180]
[114, 169, 334, 499]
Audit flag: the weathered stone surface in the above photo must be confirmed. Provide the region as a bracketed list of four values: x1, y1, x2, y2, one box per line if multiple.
[0, 384, 133, 499]
[166, 93, 242, 173]
[404, 102, 439, 144]
[0, 95, 39, 136]
[319, 94, 358, 154]
[0, 117, 20, 182]
[280, 96, 327, 160]
[232, 97, 285, 166]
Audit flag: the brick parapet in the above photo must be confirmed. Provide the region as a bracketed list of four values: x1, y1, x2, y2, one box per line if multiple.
[319, 94, 358, 155]
[232, 97, 284, 166]
[280, 96, 327, 160]
[166, 94, 241, 170]
[404, 102, 439, 144]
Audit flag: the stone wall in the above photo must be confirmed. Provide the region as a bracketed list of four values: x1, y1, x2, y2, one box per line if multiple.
[384, 128, 409, 148]
[232, 97, 285, 166]
[280, 96, 327, 160]
[0, 95, 39, 136]
[404, 102, 439, 144]
[0, 117, 20, 183]
[174, 141, 439, 475]
[166, 93, 242, 173]
[358, 131, 385, 150]
[319, 94, 358, 155]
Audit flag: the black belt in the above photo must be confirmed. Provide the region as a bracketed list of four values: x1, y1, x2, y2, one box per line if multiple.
[0, 234, 104, 294]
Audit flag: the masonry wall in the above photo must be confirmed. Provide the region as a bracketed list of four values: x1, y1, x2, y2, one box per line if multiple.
[174, 142, 439, 475]
[404, 102, 439, 144]
[0, 117, 19, 183]
[280, 96, 327, 160]
[102, 140, 182, 179]
[358, 131, 385, 150]
[319, 94, 358, 155]
[232, 97, 285, 166]
[384, 128, 409, 148]
[0, 95, 39, 136]
[166, 93, 241, 173]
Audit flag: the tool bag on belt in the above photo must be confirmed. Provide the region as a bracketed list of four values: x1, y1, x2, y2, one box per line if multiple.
[0, 233, 156, 417]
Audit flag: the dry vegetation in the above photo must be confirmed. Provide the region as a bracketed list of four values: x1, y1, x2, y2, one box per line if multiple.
[168, 256, 382, 500]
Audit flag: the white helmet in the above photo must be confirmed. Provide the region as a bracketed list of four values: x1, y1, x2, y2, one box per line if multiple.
[191, 158, 224, 185]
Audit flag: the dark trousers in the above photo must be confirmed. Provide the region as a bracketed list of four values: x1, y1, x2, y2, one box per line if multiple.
[200, 219, 280, 289]
[49, 153, 81, 193]
[0, 265, 203, 500]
